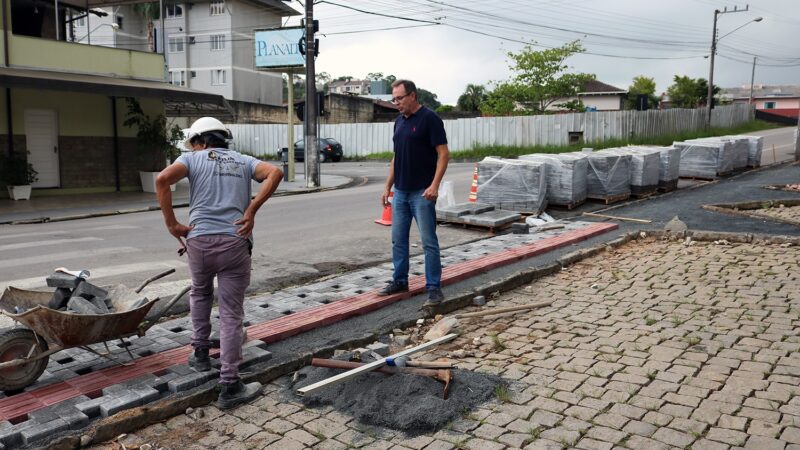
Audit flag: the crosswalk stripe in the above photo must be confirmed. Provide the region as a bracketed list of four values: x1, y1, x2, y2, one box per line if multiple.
[0, 260, 187, 293]
[0, 231, 68, 240]
[0, 246, 140, 270]
[0, 225, 139, 241]
[0, 237, 103, 252]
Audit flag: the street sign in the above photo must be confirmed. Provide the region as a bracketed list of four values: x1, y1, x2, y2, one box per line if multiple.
[254, 27, 304, 70]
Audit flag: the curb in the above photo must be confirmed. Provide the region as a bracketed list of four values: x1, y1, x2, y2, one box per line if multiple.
[0, 176, 361, 226]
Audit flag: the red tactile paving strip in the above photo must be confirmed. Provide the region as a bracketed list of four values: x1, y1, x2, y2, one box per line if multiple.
[0, 222, 617, 422]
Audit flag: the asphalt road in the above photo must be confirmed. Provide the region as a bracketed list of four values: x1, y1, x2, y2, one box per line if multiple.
[0, 162, 480, 305]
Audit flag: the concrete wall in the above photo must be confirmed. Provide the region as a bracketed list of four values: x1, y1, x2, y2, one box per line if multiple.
[757, 98, 800, 109]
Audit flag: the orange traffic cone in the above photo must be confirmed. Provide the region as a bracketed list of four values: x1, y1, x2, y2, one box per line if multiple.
[375, 191, 393, 226]
[468, 164, 478, 202]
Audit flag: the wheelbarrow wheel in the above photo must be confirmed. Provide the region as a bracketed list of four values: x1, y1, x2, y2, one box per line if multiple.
[0, 328, 49, 392]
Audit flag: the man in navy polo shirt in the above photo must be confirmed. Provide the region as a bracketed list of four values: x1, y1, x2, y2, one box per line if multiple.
[378, 79, 450, 306]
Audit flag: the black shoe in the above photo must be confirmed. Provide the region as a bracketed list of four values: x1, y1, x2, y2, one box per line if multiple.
[423, 288, 444, 307]
[216, 381, 262, 410]
[188, 347, 212, 372]
[377, 280, 408, 296]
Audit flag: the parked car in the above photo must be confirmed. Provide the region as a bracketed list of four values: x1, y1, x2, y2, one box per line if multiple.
[278, 138, 343, 162]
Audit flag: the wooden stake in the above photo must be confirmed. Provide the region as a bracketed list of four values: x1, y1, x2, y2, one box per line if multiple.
[296, 333, 458, 396]
[455, 300, 555, 319]
[582, 212, 652, 224]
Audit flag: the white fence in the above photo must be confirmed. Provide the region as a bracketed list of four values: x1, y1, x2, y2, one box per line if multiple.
[229, 104, 753, 158]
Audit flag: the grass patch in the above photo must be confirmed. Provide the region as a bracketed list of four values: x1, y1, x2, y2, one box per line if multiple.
[490, 333, 507, 351]
[644, 316, 657, 326]
[348, 120, 781, 161]
[495, 384, 511, 402]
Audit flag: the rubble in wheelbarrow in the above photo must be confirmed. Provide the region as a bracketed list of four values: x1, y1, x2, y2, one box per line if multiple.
[31, 269, 149, 315]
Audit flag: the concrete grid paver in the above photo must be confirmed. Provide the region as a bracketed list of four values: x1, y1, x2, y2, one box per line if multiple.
[86, 237, 800, 450]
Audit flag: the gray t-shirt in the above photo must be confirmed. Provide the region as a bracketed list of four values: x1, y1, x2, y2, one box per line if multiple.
[175, 148, 260, 240]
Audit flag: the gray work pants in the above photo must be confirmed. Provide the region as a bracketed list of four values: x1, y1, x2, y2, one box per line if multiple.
[186, 234, 251, 384]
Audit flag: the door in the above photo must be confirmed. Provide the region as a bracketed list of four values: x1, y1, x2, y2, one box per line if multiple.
[24, 109, 60, 188]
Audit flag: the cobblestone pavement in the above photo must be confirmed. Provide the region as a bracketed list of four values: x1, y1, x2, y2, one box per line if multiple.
[749, 205, 800, 225]
[88, 237, 800, 450]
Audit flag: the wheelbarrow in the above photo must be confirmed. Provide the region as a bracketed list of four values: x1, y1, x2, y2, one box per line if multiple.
[0, 268, 189, 392]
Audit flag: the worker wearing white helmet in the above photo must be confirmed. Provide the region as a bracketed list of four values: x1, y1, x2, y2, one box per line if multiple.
[156, 116, 283, 409]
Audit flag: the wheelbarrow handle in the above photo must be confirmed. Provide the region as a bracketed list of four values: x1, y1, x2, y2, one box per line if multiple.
[134, 268, 177, 293]
[138, 285, 190, 335]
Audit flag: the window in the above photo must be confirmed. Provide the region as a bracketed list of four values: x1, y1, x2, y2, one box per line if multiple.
[211, 69, 227, 85]
[210, 0, 225, 15]
[166, 4, 183, 18]
[169, 37, 184, 53]
[210, 34, 225, 50]
[169, 70, 186, 86]
[75, 16, 86, 27]
[115, 16, 124, 30]
[190, 71, 197, 78]
[764, 102, 776, 109]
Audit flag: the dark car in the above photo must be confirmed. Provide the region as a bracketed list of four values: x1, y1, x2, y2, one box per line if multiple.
[279, 138, 343, 162]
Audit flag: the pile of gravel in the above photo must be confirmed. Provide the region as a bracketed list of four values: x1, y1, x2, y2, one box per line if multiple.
[292, 365, 503, 435]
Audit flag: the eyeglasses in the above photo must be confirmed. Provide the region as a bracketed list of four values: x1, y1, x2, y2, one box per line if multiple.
[391, 93, 412, 104]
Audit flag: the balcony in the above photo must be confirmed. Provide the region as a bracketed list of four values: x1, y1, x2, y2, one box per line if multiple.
[8, 35, 164, 80]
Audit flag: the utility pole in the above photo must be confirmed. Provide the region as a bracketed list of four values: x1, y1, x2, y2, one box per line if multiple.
[706, 5, 753, 128]
[304, 1, 320, 188]
[748, 56, 756, 106]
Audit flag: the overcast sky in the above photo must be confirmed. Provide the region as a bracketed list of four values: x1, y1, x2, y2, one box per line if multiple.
[283, 0, 799, 104]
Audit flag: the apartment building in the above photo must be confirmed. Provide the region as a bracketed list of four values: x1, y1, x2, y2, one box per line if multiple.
[70, 0, 299, 106]
[0, 0, 222, 194]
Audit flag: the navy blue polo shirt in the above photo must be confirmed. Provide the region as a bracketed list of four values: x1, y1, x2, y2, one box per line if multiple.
[392, 106, 448, 191]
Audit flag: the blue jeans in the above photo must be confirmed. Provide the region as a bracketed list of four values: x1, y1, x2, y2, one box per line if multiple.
[391, 189, 441, 291]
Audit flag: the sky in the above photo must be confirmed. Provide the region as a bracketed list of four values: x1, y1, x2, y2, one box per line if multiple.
[280, 0, 800, 105]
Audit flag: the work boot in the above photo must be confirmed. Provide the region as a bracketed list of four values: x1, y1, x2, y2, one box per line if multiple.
[423, 288, 444, 307]
[377, 280, 408, 296]
[188, 347, 212, 372]
[216, 380, 262, 410]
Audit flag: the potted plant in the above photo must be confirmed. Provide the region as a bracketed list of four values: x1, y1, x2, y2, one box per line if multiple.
[1, 150, 38, 200]
[123, 98, 184, 193]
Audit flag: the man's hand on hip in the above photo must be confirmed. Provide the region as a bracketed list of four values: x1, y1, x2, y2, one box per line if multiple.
[234, 212, 256, 237]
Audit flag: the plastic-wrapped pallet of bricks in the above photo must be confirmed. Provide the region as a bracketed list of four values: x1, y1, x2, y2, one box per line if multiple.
[517, 152, 588, 206]
[725, 135, 763, 167]
[630, 145, 681, 192]
[602, 147, 659, 196]
[476, 157, 548, 214]
[584, 149, 632, 198]
[691, 136, 748, 170]
[684, 138, 736, 174]
[673, 141, 721, 179]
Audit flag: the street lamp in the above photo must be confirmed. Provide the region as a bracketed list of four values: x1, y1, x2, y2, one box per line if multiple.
[706, 7, 762, 128]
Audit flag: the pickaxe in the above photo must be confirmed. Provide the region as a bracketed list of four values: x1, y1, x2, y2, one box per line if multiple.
[311, 358, 453, 399]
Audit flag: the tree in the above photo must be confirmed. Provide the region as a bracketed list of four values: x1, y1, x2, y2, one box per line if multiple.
[133, 3, 160, 52]
[457, 84, 487, 112]
[436, 105, 455, 113]
[416, 88, 441, 110]
[666, 76, 719, 108]
[282, 74, 306, 102]
[625, 76, 660, 109]
[480, 41, 595, 116]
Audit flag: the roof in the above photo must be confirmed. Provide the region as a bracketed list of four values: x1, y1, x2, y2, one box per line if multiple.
[59, 0, 300, 16]
[0, 67, 225, 104]
[579, 80, 627, 95]
[721, 85, 800, 99]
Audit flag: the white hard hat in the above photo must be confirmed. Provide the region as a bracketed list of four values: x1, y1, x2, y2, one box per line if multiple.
[184, 117, 231, 149]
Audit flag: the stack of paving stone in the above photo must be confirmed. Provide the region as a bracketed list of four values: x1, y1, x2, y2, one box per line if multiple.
[676, 138, 735, 177]
[601, 147, 660, 196]
[476, 157, 548, 214]
[673, 141, 728, 179]
[726, 134, 764, 167]
[517, 152, 588, 207]
[436, 202, 521, 229]
[43, 271, 146, 314]
[629, 145, 681, 192]
[690, 136, 749, 171]
[585, 150, 632, 199]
